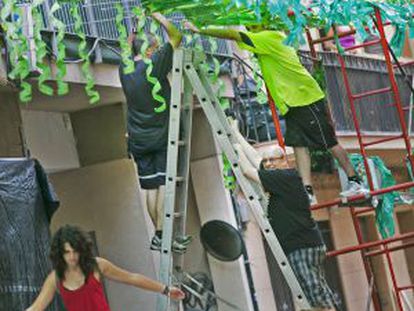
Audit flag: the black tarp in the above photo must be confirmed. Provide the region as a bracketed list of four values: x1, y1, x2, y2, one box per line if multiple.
[0, 158, 60, 311]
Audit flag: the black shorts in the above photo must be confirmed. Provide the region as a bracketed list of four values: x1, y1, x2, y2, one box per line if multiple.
[132, 150, 167, 190]
[284, 99, 338, 149]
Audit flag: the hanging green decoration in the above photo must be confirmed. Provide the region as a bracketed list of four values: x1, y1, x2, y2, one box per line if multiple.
[132, 6, 166, 113]
[222, 154, 236, 190]
[70, 2, 100, 104]
[142, 0, 414, 55]
[33, 0, 53, 96]
[49, 2, 69, 96]
[6, 6, 32, 102]
[116, 3, 135, 75]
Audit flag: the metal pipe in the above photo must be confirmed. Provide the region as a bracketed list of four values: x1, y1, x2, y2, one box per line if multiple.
[326, 231, 414, 257]
[311, 181, 414, 210]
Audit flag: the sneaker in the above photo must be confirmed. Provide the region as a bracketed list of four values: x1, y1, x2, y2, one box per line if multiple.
[304, 187, 318, 205]
[307, 192, 318, 205]
[175, 235, 193, 246]
[172, 240, 187, 254]
[150, 235, 162, 251]
[340, 181, 369, 198]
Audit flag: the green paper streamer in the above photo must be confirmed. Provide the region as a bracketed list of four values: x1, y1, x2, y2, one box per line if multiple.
[132, 6, 167, 113]
[116, 3, 135, 75]
[70, 2, 100, 104]
[33, 0, 53, 96]
[7, 6, 32, 102]
[222, 154, 236, 190]
[49, 2, 69, 95]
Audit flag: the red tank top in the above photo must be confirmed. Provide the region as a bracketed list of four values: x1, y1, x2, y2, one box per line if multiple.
[58, 273, 111, 311]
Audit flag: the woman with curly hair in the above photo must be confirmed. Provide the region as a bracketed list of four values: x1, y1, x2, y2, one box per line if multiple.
[25, 225, 185, 311]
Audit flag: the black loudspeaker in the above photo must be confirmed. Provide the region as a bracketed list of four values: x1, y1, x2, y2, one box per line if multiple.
[200, 220, 244, 262]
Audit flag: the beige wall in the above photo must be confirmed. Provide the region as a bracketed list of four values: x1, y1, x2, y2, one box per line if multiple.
[70, 103, 127, 166]
[50, 159, 158, 311]
[21, 110, 80, 172]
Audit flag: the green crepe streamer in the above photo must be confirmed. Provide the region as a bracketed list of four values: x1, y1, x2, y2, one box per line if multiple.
[142, 0, 414, 53]
[116, 3, 135, 75]
[222, 154, 236, 190]
[70, 2, 100, 104]
[132, 6, 166, 113]
[49, 2, 69, 95]
[6, 6, 32, 102]
[33, 0, 53, 96]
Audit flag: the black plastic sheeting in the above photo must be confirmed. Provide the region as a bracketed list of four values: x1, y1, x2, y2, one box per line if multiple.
[0, 158, 60, 311]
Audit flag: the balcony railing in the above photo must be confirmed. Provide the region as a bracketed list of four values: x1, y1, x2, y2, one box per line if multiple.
[7, 0, 232, 56]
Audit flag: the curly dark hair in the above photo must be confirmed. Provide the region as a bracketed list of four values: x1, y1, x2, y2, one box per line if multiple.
[50, 225, 97, 280]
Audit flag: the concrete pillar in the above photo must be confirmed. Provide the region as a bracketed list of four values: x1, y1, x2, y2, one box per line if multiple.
[0, 91, 24, 157]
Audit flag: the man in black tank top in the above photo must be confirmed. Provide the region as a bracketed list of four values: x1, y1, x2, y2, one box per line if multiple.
[231, 120, 339, 310]
[119, 13, 190, 253]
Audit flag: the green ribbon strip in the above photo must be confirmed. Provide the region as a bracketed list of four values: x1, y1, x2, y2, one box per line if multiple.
[132, 6, 166, 113]
[49, 2, 69, 96]
[33, 0, 53, 96]
[116, 3, 135, 75]
[142, 0, 414, 55]
[9, 6, 32, 102]
[70, 2, 100, 104]
[222, 154, 236, 190]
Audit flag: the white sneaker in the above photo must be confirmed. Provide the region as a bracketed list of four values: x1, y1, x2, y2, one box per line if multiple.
[340, 181, 369, 197]
[308, 193, 318, 205]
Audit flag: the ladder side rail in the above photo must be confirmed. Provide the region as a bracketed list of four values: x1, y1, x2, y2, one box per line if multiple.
[303, 29, 383, 311]
[196, 69, 270, 209]
[157, 49, 185, 311]
[336, 54, 376, 191]
[173, 66, 194, 277]
[374, 7, 414, 169]
[184, 63, 311, 310]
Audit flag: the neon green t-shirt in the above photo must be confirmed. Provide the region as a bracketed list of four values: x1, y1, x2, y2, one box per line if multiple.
[237, 30, 325, 115]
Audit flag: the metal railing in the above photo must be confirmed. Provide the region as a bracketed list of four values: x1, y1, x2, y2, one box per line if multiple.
[7, 0, 232, 56]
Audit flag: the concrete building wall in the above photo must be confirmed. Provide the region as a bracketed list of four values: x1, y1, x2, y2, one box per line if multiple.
[70, 103, 127, 167]
[21, 110, 80, 172]
[0, 91, 24, 157]
[50, 159, 158, 311]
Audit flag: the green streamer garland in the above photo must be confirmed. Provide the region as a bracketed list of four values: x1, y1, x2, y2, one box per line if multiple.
[142, 0, 414, 55]
[70, 2, 100, 104]
[116, 4, 135, 75]
[49, 2, 69, 96]
[222, 154, 236, 190]
[33, 0, 53, 96]
[6, 6, 32, 102]
[132, 6, 166, 113]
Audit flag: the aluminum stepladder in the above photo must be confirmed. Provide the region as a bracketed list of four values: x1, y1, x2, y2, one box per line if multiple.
[157, 48, 311, 311]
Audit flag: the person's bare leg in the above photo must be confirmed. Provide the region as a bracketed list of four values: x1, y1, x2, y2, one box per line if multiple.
[330, 144, 355, 177]
[145, 189, 158, 227]
[294, 147, 312, 186]
[155, 185, 165, 231]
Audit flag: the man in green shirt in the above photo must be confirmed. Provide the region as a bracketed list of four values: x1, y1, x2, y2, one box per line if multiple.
[186, 23, 367, 204]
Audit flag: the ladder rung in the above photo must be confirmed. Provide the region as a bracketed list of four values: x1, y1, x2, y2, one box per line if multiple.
[362, 134, 404, 147]
[353, 207, 375, 216]
[393, 60, 414, 69]
[352, 87, 392, 100]
[176, 176, 185, 182]
[174, 212, 182, 218]
[345, 39, 381, 52]
[178, 140, 185, 146]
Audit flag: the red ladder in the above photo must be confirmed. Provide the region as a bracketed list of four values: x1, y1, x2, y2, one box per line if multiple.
[306, 6, 414, 311]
